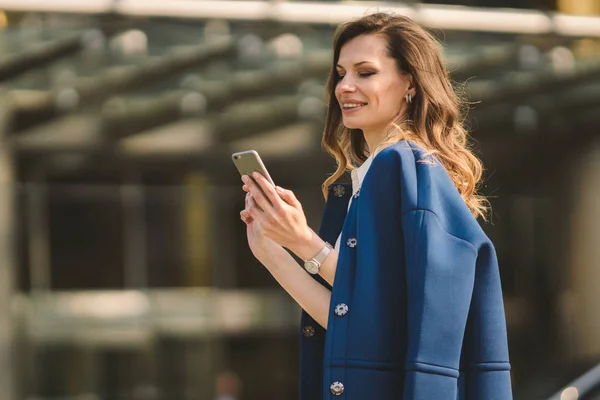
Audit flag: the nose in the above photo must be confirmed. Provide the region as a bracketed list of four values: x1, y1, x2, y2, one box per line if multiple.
[337, 82, 356, 94]
[336, 76, 357, 94]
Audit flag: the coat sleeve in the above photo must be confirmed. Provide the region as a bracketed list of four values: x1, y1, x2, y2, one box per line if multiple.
[402, 208, 477, 399]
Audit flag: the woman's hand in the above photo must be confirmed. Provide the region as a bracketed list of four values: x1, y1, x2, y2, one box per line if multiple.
[240, 193, 284, 264]
[240, 172, 313, 253]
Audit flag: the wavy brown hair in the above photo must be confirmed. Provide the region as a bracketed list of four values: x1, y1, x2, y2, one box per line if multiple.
[322, 12, 489, 220]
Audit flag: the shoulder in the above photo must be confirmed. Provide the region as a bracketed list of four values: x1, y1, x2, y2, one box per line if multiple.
[370, 140, 421, 170]
[370, 140, 442, 182]
[368, 140, 453, 209]
[369, 140, 487, 244]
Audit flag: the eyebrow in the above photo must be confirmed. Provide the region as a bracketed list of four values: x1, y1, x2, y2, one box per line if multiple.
[335, 61, 373, 69]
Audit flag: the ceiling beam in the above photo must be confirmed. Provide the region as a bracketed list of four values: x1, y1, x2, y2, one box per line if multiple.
[9, 37, 236, 132]
[2, 1, 600, 37]
[11, 94, 317, 154]
[469, 57, 600, 113]
[0, 29, 104, 82]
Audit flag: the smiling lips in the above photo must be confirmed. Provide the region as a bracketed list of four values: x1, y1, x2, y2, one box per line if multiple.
[341, 101, 368, 113]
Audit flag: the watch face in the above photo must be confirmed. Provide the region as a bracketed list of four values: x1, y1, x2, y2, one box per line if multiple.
[304, 260, 319, 275]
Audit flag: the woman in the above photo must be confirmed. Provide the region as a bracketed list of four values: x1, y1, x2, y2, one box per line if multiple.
[239, 12, 512, 400]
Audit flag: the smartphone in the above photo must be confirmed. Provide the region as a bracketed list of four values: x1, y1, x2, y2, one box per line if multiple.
[232, 150, 275, 201]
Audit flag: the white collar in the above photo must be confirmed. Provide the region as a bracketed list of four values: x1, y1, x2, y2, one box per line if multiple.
[351, 152, 375, 195]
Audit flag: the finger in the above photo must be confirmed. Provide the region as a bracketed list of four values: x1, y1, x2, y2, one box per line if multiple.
[240, 210, 249, 224]
[250, 173, 284, 208]
[242, 175, 276, 215]
[246, 195, 268, 223]
[276, 186, 301, 209]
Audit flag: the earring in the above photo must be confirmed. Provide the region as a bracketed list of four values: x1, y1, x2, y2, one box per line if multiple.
[405, 93, 412, 104]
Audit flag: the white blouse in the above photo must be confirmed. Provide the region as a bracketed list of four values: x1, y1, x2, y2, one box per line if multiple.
[334, 153, 376, 252]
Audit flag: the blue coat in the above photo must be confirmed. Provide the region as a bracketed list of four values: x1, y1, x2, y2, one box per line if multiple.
[299, 141, 512, 399]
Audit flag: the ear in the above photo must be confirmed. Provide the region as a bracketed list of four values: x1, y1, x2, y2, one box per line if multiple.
[401, 72, 416, 97]
[406, 73, 416, 97]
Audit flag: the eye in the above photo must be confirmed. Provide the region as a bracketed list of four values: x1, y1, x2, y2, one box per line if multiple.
[336, 71, 345, 79]
[358, 71, 376, 78]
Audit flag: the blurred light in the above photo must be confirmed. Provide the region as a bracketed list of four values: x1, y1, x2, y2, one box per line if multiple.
[269, 33, 303, 59]
[3, 1, 600, 37]
[179, 74, 203, 90]
[180, 92, 207, 115]
[80, 28, 106, 52]
[117, 0, 272, 21]
[561, 386, 579, 400]
[554, 15, 600, 37]
[204, 19, 230, 38]
[55, 88, 80, 111]
[518, 44, 543, 70]
[548, 46, 576, 74]
[237, 33, 264, 60]
[109, 29, 148, 56]
[229, 122, 315, 157]
[573, 39, 600, 58]
[53, 68, 77, 86]
[58, 291, 150, 319]
[0, 10, 8, 28]
[418, 7, 551, 35]
[298, 79, 325, 98]
[268, 1, 414, 26]
[18, 12, 42, 29]
[298, 96, 324, 120]
[513, 105, 538, 135]
[119, 120, 212, 156]
[298, 79, 319, 94]
[102, 97, 128, 115]
[0, 0, 110, 13]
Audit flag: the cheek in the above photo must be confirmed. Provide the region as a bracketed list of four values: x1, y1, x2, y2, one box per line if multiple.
[372, 84, 401, 112]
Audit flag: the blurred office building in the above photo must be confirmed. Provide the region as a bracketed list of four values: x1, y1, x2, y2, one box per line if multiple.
[0, 0, 600, 399]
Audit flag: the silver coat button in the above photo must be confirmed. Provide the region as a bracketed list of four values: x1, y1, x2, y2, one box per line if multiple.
[302, 325, 315, 337]
[353, 188, 360, 199]
[346, 238, 357, 248]
[334, 303, 348, 317]
[330, 381, 344, 395]
[333, 185, 346, 198]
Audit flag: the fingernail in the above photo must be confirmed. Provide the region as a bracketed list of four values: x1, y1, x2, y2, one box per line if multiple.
[252, 172, 259, 179]
[242, 175, 248, 183]
[276, 186, 284, 192]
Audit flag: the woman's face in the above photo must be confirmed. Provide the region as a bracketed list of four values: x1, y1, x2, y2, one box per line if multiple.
[335, 34, 412, 137]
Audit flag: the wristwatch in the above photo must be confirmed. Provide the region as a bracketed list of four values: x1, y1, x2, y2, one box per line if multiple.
[303, 242, 333, 275]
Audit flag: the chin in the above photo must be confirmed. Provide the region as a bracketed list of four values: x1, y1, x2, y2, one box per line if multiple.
[342, 119, 364, 131]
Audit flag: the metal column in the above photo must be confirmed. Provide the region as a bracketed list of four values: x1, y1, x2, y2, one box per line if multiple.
[0, 96, 16, 400]
[122, 169, 148, 288]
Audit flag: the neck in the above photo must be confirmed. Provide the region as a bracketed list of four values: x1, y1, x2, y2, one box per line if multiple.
[362, 126, 393, 155]
[362, 110, 409, 154]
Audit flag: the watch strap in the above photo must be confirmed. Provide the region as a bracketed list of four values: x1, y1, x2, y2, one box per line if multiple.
[305, 242, 332, 265]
